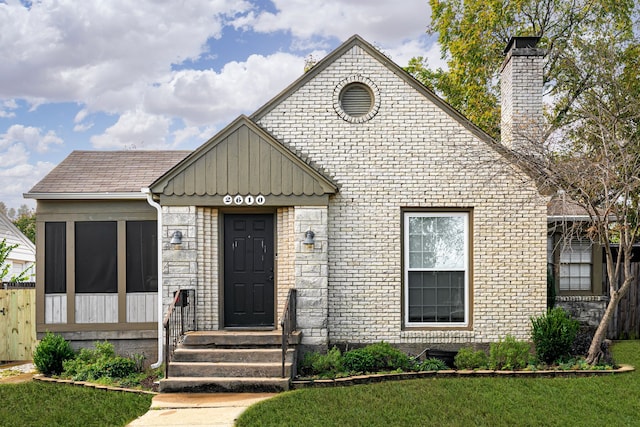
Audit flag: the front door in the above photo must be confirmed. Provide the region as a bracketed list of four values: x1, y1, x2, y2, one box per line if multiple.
[224, 214, 275, 327]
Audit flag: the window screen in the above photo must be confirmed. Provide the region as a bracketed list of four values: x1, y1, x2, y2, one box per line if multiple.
[405, 212, 469, 325]
[559, 238, 592, 291]
[126, 221, 158, 293]
[45, 222, 66, 294]
[75, 221, 117, 293]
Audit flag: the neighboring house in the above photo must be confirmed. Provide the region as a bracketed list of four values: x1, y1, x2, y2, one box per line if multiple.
[0, 211, 35, 283]
[25, 35, 548, 362]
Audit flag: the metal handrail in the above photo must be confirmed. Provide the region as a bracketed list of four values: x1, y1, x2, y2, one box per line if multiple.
[162, 289, 196, 379]
[280, 288, 297, 378]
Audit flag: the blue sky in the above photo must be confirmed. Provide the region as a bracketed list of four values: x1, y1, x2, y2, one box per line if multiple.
[0, 0, 443, 209]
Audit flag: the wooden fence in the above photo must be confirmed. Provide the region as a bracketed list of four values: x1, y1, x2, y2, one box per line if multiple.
[0, 283, 36, 361]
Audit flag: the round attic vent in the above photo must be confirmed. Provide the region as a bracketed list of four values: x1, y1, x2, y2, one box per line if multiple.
[334, 76, 380, 123]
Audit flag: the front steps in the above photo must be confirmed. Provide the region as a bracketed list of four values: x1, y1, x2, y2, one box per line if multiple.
[159, 330, 301, 393]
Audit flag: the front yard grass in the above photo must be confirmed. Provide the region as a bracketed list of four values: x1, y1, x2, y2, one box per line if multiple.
[0, 381, 152, 427]
[237, 340, 640, 426]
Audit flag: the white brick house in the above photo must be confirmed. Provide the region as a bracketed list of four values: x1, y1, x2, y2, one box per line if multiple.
[27, 35, 548, 361]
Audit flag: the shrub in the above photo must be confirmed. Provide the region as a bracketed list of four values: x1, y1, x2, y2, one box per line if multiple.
[488, 335, 531, 370]
[343, 342, 411, 374]
[454, 348, 489, 370]
[298, 347, 343, 377]
[531, 307, 579, 364]
[33, 332, 75, 375]
[343, 348, 377, 373]
[415, 357, 449, 371]
[61, 341, 141, 381]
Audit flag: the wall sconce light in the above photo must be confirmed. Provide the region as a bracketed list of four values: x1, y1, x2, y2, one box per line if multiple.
[170, 231, 183, 246]
[303, 229, 315, 247]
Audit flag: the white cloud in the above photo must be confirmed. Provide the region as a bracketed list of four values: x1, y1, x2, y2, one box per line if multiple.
[236, 0, 430, 47]
[90, 110, 172, 150]
[144, 52, 303, 127]
[1, 124, 63, 153]
[0, 161, 55, 208]
[0, 0, 253, 110]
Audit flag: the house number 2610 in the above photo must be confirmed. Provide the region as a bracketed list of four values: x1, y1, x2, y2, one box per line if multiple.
[223, 194, 266, 206]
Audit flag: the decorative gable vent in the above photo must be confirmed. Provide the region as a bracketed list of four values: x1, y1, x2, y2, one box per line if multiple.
[334, 76, 380, 123]
[340, 83, 372, 117]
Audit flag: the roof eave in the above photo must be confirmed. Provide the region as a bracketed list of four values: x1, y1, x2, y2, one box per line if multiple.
[24, 192, 148, 200]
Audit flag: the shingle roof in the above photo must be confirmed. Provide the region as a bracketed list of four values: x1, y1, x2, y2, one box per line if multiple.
[28, 150, 190, 194]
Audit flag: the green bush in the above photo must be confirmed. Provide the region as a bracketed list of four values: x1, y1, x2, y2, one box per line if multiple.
[454, 348, 489, 370]
[415, 357, 449, 371]
[343, 342, 411, 374]
[33, 332, 75, 375]
[489, 335, 531, 370]
[298, 347, 343, 377]
[61, 341, 141, 381]
[531, 307, 580, 364]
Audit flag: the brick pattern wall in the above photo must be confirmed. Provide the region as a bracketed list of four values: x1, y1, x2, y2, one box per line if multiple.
[196, 207, 218, 330]
[500, 49, 544, 150]
[276, 207, 295, 327]
[257, 44, 547, 347]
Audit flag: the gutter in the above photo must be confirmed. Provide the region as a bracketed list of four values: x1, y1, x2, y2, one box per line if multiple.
[142, 187, 164, 369]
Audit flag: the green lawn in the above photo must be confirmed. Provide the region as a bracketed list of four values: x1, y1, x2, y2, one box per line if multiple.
[237, 341, 640, 427]
[0, 381, 152, 427]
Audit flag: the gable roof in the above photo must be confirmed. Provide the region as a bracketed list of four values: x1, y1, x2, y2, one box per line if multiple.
[252, 35, 497, 147]
[150, 116, 337, 205]
[26, 150, 190, 199]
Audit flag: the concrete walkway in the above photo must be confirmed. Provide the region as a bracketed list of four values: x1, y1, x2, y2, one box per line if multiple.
[127, 393, 277, 427]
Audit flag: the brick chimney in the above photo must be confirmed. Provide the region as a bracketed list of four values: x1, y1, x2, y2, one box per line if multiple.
[500, 37, 545, 150]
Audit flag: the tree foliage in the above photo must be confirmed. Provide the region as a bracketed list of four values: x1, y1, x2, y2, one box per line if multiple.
[12, 209, 36, 243]
[408, 0, 636, 138]
[0, 238, 31, 282]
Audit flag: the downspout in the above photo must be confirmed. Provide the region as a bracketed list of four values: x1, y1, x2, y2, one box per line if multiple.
[142, 187, 164, 369]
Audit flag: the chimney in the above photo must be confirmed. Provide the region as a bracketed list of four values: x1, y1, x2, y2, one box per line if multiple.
[500, 36, 545, 151]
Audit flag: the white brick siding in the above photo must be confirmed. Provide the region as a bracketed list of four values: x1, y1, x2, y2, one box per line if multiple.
[257, 44, 547, 346]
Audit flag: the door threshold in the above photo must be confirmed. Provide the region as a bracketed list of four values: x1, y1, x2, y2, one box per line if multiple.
[223, 326, 275, 331]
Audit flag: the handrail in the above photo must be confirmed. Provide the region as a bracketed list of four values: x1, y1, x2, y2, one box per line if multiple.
[162, 289, 196, 379]
[280, 288, 297, 378]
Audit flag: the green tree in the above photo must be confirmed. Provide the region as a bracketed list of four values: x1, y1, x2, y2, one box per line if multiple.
[12, 209, 36, 243]
[0, 238, 31, 282]
[407, 0, 635, 138]
[535, 36, 640, 364]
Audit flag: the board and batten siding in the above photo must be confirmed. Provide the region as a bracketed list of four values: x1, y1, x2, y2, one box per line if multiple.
[154, 120, 336, 201]
[45, 294, 67, 324]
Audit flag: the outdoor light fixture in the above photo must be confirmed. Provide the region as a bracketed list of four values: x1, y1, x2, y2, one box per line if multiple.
[170, 231, 183, 246]
[303, 229, 315, 247]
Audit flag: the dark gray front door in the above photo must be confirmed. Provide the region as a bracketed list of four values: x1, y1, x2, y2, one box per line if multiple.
[224, 214, 275, 327]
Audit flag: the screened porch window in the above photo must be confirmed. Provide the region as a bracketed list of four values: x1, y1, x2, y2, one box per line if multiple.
[45, 222, 66, 294]
[404, 212, 469, 326]
[126, 221, 157, 293]
[75, 221, 117, 293]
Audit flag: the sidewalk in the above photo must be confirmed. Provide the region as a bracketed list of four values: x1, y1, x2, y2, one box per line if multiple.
[127, 392, 277, 427]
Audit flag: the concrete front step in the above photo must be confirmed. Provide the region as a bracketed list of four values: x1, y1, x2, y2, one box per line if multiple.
[169, 361, 293, 378]
[173, 347, 295, 363]
[182, 330, 301, 347]
[159, 376, 291, 393]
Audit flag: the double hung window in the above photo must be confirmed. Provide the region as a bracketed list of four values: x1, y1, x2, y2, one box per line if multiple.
[405, 212, 469, 326]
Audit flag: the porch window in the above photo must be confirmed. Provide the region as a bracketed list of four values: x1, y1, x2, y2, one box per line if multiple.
[559, 238, 592, 291]
[126, 221, 157, 293]
[75, 221, 117, 293]
[44, 222, 66, 294]
[404, 212, 469, 326]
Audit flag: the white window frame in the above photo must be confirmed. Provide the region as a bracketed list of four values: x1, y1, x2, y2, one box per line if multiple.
[404, 211, 469, 327]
